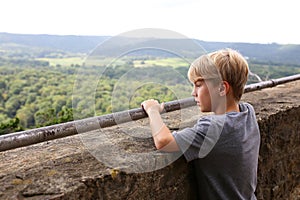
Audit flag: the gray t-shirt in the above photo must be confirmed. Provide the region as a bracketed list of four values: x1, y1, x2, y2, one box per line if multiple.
[172, 102, 260, 200]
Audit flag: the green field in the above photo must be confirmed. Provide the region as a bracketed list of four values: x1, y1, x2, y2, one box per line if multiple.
[37, 56, 192, 68]
[134, 58, 191, 68]
[37, 57, 85, 66]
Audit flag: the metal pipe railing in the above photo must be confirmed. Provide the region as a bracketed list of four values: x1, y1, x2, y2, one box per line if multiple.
[244, 74, 300, 93]
[1, 74, 300, 152]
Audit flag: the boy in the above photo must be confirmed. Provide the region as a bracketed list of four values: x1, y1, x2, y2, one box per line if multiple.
[141, 48, 260, 199]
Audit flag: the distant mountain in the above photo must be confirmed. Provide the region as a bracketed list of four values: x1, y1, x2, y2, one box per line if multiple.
[0, 32, 109, 53]
[197, 41, 300, 66]
[1, 32, 300, 66]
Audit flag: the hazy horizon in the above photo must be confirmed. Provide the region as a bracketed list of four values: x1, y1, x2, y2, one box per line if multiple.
[1, 31, 298, 46]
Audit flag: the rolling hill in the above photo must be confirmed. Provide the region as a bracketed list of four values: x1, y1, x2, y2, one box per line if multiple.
[1, 32, 300, 66]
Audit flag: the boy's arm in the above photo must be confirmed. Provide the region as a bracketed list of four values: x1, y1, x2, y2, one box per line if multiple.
[141, 99, 180, 152]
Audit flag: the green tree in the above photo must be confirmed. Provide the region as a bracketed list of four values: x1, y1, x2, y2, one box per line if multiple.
[34, 108, 57, 127]
[5, 96, 22, 117]
[16, 105, 36, 128]
[0, 117, 23, 135]
[57, 106, 73, 123]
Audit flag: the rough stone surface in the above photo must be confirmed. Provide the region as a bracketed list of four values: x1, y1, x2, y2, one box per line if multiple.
[242, 81, 300, 200]
[0, 80, 299, 200]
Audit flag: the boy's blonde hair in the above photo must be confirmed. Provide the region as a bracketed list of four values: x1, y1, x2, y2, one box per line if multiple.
[188, 48, 249, 101]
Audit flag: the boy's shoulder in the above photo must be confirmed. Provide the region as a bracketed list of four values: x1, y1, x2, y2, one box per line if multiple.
[196, 102, 257, 131]
[239, 102, 255, 113]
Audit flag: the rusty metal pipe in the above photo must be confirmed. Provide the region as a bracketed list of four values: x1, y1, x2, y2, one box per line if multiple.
[0, 97, 195, 152]
[1, 74, 300, 152]
[244, 74, 300, 93]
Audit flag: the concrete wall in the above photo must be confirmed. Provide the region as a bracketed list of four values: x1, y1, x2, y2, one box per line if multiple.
[0, 80, 299, 200]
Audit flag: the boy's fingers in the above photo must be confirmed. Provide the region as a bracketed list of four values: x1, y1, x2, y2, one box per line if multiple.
[160, 102, 165, 112]
[141, 99, 163, 113]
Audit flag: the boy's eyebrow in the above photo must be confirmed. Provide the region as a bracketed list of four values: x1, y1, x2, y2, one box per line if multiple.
[193, 78, 204, 83]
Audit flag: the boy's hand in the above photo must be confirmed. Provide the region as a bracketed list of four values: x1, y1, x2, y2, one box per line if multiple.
[141, 99, 164, 114]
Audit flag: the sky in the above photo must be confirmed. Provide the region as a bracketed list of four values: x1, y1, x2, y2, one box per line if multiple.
[1, 0, 299, 44]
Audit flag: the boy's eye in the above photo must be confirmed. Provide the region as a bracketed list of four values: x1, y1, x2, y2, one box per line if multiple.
[194, 81, 202, 87]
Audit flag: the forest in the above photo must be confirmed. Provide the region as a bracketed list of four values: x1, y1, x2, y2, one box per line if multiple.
[1, 33, 300, 135]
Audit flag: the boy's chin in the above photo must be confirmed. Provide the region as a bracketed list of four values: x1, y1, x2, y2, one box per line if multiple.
[199, 106, 210, 113]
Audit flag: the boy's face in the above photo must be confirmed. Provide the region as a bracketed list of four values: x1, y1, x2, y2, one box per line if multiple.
[191, 79, 220, 113]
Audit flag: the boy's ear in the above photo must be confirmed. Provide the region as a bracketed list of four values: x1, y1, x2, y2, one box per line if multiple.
[219, 84, 225, 92]
[219, 81, 229, 96]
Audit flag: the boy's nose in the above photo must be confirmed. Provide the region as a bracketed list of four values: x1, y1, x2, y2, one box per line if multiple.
[191, 88, 197, 97]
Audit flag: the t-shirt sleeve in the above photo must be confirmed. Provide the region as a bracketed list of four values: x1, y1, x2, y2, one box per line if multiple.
[172, 115, 225, 162]
[172, 117, 211, 162]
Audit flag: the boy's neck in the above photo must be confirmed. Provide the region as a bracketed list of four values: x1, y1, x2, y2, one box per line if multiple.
[214, 98, 240, 115]
[225, 103, 240, 113]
